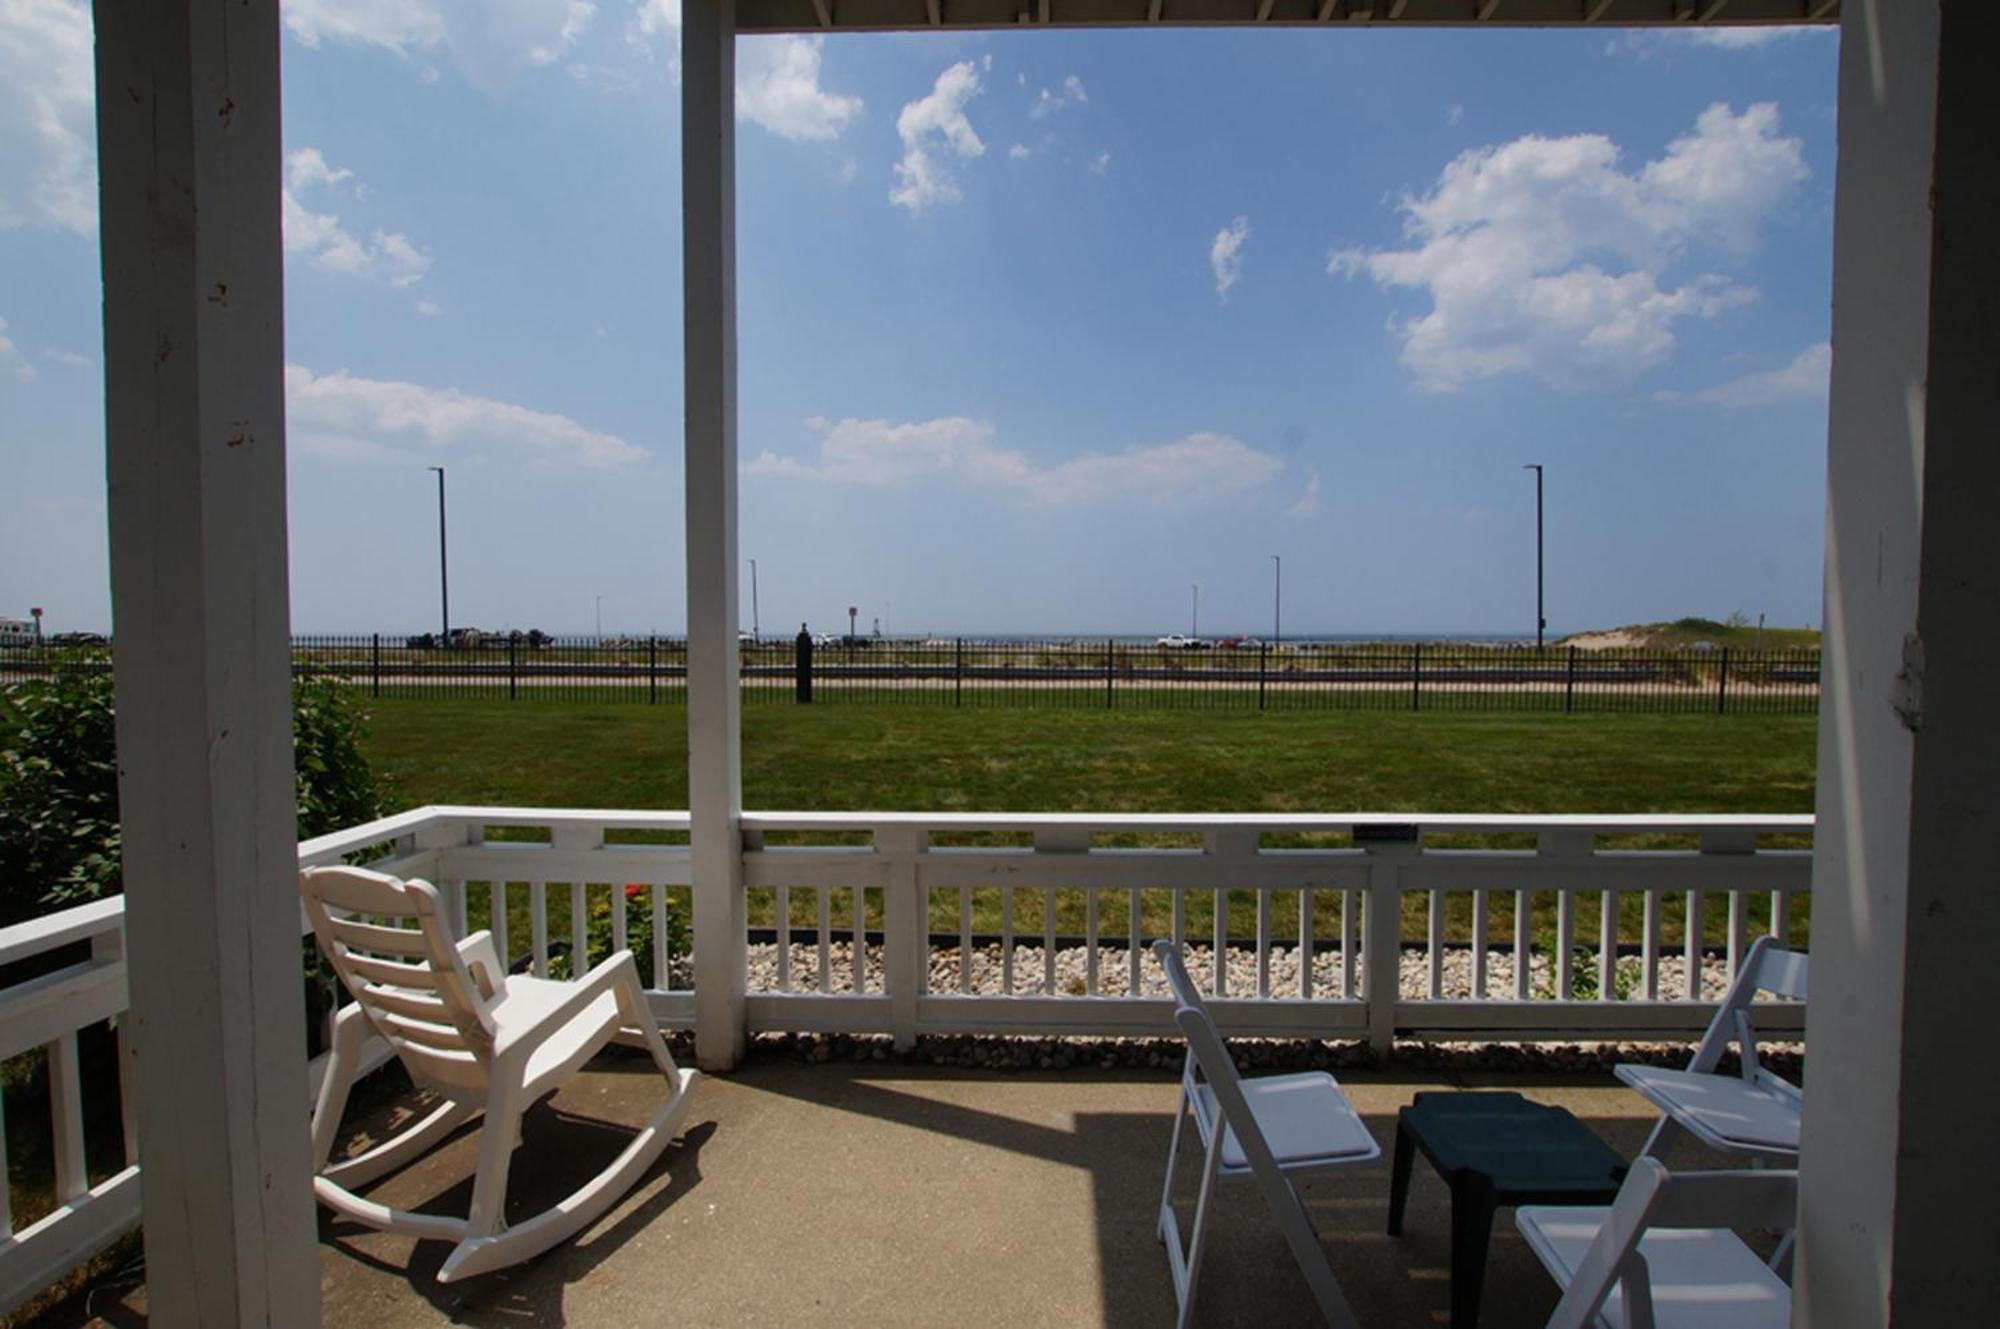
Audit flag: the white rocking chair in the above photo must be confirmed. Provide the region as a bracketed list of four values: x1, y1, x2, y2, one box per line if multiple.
[301, 865, 700, 1282]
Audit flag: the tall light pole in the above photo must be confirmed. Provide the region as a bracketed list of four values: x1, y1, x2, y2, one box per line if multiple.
[749, 558, 760, 639]
[1271, 554, 1282, 647]
[595, 594, 603, 640]
[426, 466, 448, 642]
[1523, 463, 1545, 650]
[1191, 583, 1199, 638]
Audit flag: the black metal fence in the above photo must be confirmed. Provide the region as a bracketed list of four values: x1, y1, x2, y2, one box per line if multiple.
[0, 636, 1821, 715]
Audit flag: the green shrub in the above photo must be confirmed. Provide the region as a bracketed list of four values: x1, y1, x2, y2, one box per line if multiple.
[293, 676, 382, 839]
[0, 671, 122, 919]
[0, 672, 383, 924]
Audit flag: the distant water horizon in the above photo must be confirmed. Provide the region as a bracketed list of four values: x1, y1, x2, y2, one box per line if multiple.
[295, 627, 1553, 645]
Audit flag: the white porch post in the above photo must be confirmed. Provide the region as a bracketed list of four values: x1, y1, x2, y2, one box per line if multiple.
[682, 0, 748, 1071]
[1798, 4, 2000, 1324]
[93, 1, 318, 1323]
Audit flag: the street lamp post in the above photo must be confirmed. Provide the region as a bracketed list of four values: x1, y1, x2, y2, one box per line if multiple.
[1271, 554, 1281, 648]
[595, 594, 603, 640]
[426, 466, 448, 642]
[1523, 464, 1545, 650]
[749, 559, 760, 639]
[1191, 583, 1199, 639]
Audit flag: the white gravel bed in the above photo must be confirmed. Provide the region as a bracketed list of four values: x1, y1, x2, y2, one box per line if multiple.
[743, 939, 1737, 1002]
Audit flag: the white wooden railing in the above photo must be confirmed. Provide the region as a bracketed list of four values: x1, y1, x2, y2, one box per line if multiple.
[0, 804, 1810, 1314]
[305, 805, 1812, 1048]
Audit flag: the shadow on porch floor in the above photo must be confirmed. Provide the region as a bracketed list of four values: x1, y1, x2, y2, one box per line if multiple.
[44, 1053, 1681, 1328]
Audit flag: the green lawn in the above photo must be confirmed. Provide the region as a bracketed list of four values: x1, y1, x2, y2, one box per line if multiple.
[361, 701, 1816, 951]
[363, 699, 1815, 820]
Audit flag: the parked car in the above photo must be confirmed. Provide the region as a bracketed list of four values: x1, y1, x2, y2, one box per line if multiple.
[1156, 634, 1206, 650]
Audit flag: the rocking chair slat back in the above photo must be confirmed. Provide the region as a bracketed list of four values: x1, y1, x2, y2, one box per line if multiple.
[303, 866, 500, 1081]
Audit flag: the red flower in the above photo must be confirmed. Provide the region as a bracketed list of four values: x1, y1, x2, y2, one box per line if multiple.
[624, 883, 645, 900]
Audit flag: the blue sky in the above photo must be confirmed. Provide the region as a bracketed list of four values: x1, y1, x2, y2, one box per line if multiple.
[0, 3, 1837, 639]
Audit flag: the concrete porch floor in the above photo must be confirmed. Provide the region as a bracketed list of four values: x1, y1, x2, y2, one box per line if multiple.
[58, 1053, 1680, 1328]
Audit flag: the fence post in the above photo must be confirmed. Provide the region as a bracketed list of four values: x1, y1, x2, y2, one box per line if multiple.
[647, 634, 658, 704]
[507, 633, 518, 700]
[955, 637, 963, 708]
[1106, 637, 1115, 709]
[1565, 644, 1576, 713]
[371, 632, 380, 699]
[1716, 647, 1730, 714]
[1410, 643, 1422, 712]
[1258, 639, 1268, 711]
[877, 826, 924, 1052]
[795, 625, 813, 703]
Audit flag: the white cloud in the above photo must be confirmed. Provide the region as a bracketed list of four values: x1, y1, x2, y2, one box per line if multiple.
[631, 0, 680, 40]
[285, 148, 353, 194]
[625, 0, 679, 73]
[283, 148, 433, 288]
[1610, 26, 1829, 57]
[44, 347, 90, 369]
[1211, 217, 1250, 302]
[891, 62, 985, 213]
[1447, 104, 1465, 126]
[286, 364, 645, 467]
[283, 1, 596, 92]
[415, 298, 442, 317]
[1008, 143, 1033, 161]
[737, 36, 861, 142]
[1286, 469, 1324, 520]
[748, 418, 1283, 507]
[1089, 151, 1112, 175]
[0, 0, 96, 234]
[1030, 74, 1088, 119]
[281, 0, 445, 54]
[1664, 341, 1831, 407]
[1687, 27, 1813, 49]
[1329, 102, 1806, 391]
[0, 316, 36, 381]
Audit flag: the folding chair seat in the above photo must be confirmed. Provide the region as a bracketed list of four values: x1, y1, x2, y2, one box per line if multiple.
[1517, 1157, 1795, 1329]
[1152, 940, 1377, 1328]
[1616, 936, 1807, 1162]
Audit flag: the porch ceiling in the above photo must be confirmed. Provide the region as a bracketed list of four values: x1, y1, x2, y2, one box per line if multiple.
[734, 0, 1839, 36]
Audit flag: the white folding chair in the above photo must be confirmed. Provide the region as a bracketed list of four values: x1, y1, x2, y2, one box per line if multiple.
[1616, 936, 1807, 1162]
[1517, 1156, 1795, 1329]
[302, 865, 700, 1282]
[1152, 940, 1378, 1329]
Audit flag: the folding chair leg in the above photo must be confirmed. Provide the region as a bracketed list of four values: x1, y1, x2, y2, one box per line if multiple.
[1254, 1169, 1361, 1329]
[1158, 1091, 1191, 1246]
[1175, 1132, 1226, 1329]
[1637, 1114, 1683, 1161]
[1769, 1228, 1796, 1280]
